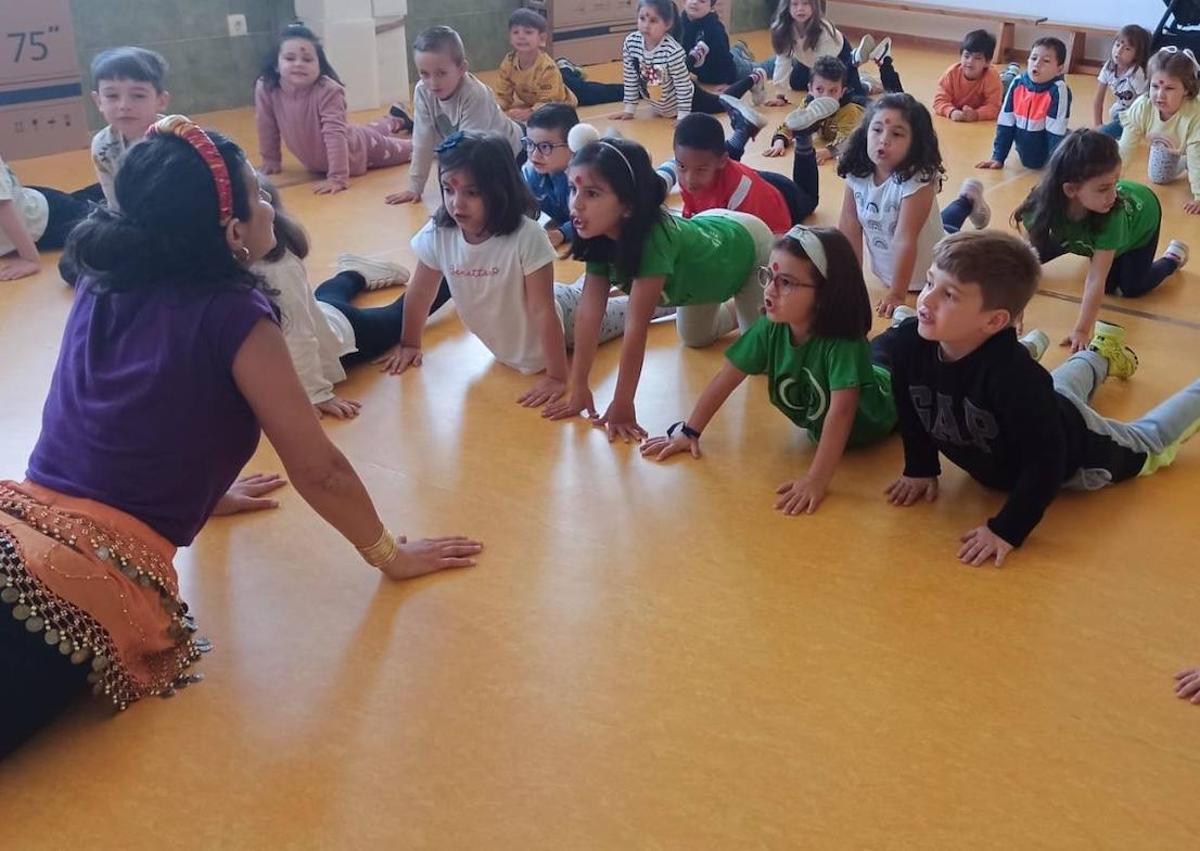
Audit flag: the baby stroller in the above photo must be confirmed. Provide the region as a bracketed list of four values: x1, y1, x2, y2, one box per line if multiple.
[1153, 0, 1200, 52]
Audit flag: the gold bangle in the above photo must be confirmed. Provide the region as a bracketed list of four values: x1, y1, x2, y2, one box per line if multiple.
[357, 529, 397, 567]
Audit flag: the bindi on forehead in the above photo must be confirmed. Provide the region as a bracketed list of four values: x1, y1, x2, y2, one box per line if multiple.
[771, 261, 780, 271]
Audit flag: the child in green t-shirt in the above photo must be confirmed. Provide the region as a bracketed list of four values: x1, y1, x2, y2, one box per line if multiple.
[1014, 129, 1188, 352]
[640, 225, 897, 516]
[544, 131, 772, 443]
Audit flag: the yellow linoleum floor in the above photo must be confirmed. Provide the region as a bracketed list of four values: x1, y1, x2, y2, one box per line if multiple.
[0, 33, 1198, 849]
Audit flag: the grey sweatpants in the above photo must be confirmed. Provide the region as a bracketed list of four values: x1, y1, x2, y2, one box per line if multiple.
[1054, 350, 1200, 488]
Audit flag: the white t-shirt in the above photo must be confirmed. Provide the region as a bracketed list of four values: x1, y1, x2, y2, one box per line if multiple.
[254, 251, 354, 405]
[1098, 63, 1149, 122]
[411, 216, 558, 374]
[0, 157, 49, 256]
[845, 172, 943, 292]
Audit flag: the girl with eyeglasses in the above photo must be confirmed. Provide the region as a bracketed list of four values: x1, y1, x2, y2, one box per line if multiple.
[640, 226, 897, 516]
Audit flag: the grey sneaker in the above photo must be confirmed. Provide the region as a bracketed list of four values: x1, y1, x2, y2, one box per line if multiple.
[958, 178, 991, 228]
[891, 305, 917, 327]
[720, 93, 767, 138]
[1019, 329, 1049, 362]
[852, 34, 875, 65]
[784, 96, 840, 133]
[335, 253, 411, 290]
[1165, 238, 1189, 269]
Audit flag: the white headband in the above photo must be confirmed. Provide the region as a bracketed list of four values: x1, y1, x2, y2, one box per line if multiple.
[783, 225, 829, 278]
[567, 123, 638, 184]
[1156, 45, 1200, 73]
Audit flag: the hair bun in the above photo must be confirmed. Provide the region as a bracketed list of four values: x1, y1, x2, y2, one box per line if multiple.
[568, 123, 601, 153]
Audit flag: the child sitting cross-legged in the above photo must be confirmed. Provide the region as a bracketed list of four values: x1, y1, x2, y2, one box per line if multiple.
[875, 230, 1200, 567]
[932, 29, 1004, 123]
[641, 226, 897, 516]
[496, 9, 577, 123]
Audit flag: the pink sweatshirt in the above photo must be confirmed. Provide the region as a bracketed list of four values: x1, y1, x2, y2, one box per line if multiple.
[255, 76, 370, 188]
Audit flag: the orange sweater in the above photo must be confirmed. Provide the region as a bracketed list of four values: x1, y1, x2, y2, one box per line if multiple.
[932, 63, 1003, 120]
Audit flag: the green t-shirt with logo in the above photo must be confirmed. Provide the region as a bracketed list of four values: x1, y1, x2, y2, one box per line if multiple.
[725, 316, 897, 446]
[1038, 180, 1161, 258]
[584, 212, 756, 306]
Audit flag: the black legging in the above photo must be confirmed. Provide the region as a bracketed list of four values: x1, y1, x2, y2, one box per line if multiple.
[632, 58, 758, 116]
[314, 272, 452, 367]
[757, 169, 812, 224]
[27, 186, 94, 250]
[1031, 219, 1177, 297]
[783, 39, 869, 105]
[0, 584, 89, 758]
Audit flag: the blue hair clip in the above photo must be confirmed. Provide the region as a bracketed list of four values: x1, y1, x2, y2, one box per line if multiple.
[436, 131, 466, 154]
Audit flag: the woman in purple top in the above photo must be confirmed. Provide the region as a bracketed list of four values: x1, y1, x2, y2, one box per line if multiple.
[0, 116, 481, 758]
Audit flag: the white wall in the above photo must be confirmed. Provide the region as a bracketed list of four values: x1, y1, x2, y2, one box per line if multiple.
[828, 0, 1165, 64]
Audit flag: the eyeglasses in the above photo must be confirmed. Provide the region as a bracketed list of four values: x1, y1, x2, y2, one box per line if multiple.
[758, 266, 816, 293]
[522, 137, 570, 157]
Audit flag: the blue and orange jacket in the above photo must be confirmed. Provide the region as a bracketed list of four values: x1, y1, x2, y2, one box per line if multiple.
[991, 74, 1072, 163]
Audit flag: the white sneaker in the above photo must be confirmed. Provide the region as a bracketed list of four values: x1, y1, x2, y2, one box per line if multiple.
[891, 305, 917, 327]
[748, 67, 768, 106]
[852, 34, 875, 66]
[958, 178, 991, 229]
[784, 96, 840, 133]
[859, 72, 883, 95]
[1019, 329, 1049, 362]
[1165, 238, 1189, 269]
[335, 253, 411, 290]
[869, 37, 892, 64]
[720, 93, 767, 136]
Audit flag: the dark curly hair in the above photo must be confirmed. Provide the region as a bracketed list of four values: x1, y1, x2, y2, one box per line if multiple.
[837, 93, 945, 188]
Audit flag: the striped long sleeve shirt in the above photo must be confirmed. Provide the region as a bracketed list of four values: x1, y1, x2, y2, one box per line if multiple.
[622, 31, 693, 118]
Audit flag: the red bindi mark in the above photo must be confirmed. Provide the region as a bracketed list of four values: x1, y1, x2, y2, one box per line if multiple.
[447, 175, 462, 188]
[571, 174, 585, 187]
[771, 261, 780, 271]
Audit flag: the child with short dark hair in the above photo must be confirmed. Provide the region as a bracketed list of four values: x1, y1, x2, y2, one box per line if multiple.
[522, 104, 581, 249]
[89, 46, 170, 207]
[656, 113, 797, 233]
[385, 26, 523, 205]
[876, 229, 1200, 567]
[256, 24, 412, 195]
[932, 30, 1003, 123]
[764, 55, 864, 222]
[977, 37, 1072, 170]
[641, 226, 897, 516]
[497, 9, 577, 123]
[1093, 25, 1151, 138]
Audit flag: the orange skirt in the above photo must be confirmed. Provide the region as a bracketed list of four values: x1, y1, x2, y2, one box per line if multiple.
[0, 480, 206, 710]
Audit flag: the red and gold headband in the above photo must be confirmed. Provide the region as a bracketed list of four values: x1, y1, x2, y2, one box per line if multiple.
[147, 115, 234, 226]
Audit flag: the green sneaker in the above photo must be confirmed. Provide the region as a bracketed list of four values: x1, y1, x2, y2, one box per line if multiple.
[1088, 320, 1139, 380]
